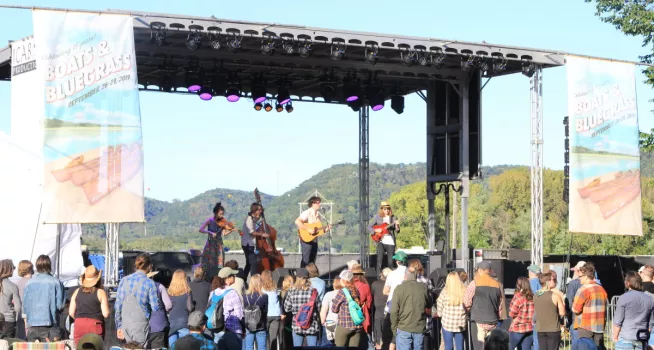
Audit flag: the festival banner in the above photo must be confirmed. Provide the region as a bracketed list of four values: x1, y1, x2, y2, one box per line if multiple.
[567, 55, 642, 236]
[33, 10, 145, 223]
[10, 36, 43, 155]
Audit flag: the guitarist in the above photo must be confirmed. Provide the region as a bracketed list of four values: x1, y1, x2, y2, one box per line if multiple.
[367, 201, 400, 272]
[241, 203, 270, 278]
[295, 196, 331, 268]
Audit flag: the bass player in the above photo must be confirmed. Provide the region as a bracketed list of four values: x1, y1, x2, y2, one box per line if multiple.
[242, 203, 269, 278]
[294, 196, 331, 267]
[367, 201, 400, 272]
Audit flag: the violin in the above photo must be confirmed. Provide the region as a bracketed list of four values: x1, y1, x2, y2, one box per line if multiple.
[215, 217, 241, 235]
[253, 188, 285, 272]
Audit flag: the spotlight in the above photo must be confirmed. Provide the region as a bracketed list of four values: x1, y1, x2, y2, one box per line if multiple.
[492, 57, 507, 73]
[254, 103, 263, 111]
[320, 83, 335, 103]
[198, 86, 213, 101]
[285, 102, 294, 113]
[299, 42, 312, 58]
[330, 42, 346, 61]
[277, 86, 291, 105]
[186, 71, 202, 93]
[251, 83, 267, 104]
[348, 98, 362, 112]
[227, 35, 242, 53]
[342, 80, 360, 102]
[365, 45, 378, 65]
[150, 25, 166, 47]
[186, 32, 202, 51]
[418, 51, 430, 66]
[522, 60, 536, 77]
[431, 49, 446, 69]
[208, 31, 221, 50]
[479, 58, 490, 73]
[264, 102, 273, 112]
[461, 55, 476, 71]
[369, 93, 385, 111]
[275, 102, 283, 112]
[225, 86, 240, 102]
[211, 40, 221, 50]
[401, 49, 417, 67]
[391, 95, 404, 114]
[261, 38, 276, 56]
[282, 39, 295, 55]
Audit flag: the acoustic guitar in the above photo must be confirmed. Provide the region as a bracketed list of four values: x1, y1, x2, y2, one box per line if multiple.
[371, 222, 397, 242]
[298, 220, 345, 243]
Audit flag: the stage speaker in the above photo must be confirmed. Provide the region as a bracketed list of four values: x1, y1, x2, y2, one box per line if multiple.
[273, 268, 295, 289]
[429, 267, 464, 289]
[365, 267, 377, 285]
[150, 251, 195, 288]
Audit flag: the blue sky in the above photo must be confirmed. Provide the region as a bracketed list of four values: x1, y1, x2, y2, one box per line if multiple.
[1, 0, 652, 202]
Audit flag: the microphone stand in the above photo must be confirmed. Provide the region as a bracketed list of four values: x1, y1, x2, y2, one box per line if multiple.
[319, 211, 333, 285]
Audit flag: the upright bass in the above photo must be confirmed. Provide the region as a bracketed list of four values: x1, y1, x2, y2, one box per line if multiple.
[254, 188, 285, 272]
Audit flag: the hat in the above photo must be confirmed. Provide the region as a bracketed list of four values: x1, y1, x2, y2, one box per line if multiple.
[78, 333, 103, 350]
[188, 310, 208, 328]
[382, 268, 392, 278]
[218, 267, 238, 278]
[477, 261, 491, 270]
[392, 251, 408, 262]
[571, 261, 586, 271]
[351, 264, 364, 275]
[339, 269, 353, 282]
[80, 266, 102, 288]
[380, 201, 391, 208]
[346, 260, 359, 270]
[527, 264, 541, 274]
[146, 270, 159, 278]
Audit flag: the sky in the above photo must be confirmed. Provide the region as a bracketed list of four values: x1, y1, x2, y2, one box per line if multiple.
[1, 0, 653, 202]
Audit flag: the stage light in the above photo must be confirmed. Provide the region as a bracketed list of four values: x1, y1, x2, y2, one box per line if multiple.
[285, 102, 294, 113]
[264, 102, 273, 112]
[370, 94, 384, 111]
[276, 102, 284, 112]
[208, 31, 221, 50]
[211, 40, 221, 50]
[227, 35, 242, 53]
[342, 80, 360, 102]
[522, 60, 536, 77]
[401, 49, 417, 67]
[186, 32, 202, 51]
[261, 38, 276, 56]
[254, 103, 263, 111]
[225, 87, 240, 102]
[160, 75, 173, 92]
[186, 71, 202, 93]
[348, 98, 362, 112]
[282, 39, 295, 55]
[418, 51, 430, 66]
[479, 58, 490, 73]
[252, 83, 267, 104]
[365, 45, 378, 65]
[198, 86, 213, 101]
[299, 42, 312, 58]
[461, 55, 476, 71]
[492, 57, 507, 73]
[150, 26, 166, 47]
[431, 50, 446, 69]
[320, 83, 335, 103]
[330, 42, 346, 61]
[277, 87, 291, 105]
[391, 95, 404, 114]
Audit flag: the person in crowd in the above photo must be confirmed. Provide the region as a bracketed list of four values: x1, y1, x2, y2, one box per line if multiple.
[244, 274, 268, 350]
[172, 311, 217, 350]
[284, 268, 321, 347]
[209, 267, 243, 350]
[331, 270, 364, 348]
[15, 260, 32, 340]
[190, 267, 212, 312]
[0, 260, 20, 338]
[23, 255, 65, 342]
[321, 277, 342, 345]
[224, 260, 245, 297]
[352, 264, 372, 345]
[383, 251, 409, 350]
[572, 262, 607, 350]
[535, 271, 565, 350]
[371, 268, 391, 350]
[508, 277, 534, 350]
[612, 271, 654, 350]
[528, 265, 541, 293]
[347, 260, 360, 271]
[437, 272, 468, 350]
[484, 328, 510, 350]
[69, 265, 110, 344]
[148, 270, 172, 349]
[463, 261, 505, 350]
[114, 253, 160, 347]
[408, 259, 436, 347]
[458, 271, 469, 285]
[281, 275, 295, 350]
[547, 270, 564, 299]
[638, 265, 654, 294]
[391, 269, 431, 350]
[261, 270, 282, 350]
[306, 263, 326, 300]
[567, 261, 587, 346]
[368, 201, 400, 272]
[78, 332, 105, 350]
[167, 270, 194, 347]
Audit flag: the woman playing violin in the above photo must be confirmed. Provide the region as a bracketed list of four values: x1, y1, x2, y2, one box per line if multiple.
[198, 202, 235, 280]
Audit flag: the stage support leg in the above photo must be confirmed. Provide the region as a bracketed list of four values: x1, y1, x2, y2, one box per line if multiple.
[104, 223, 120, 286]
[428, 198, 436, 253]
[460, 77, 470, 272]
[358, 105, 370, 269]
[530, 66, 544, 267]
[55, 224, 62, 278]
[443, 185, 450, 265]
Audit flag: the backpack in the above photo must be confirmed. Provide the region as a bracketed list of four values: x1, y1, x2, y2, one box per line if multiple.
[342, 288, 364, 326]
[294, 289, 318, 329]
[205, 289, 231, 331]
[244, 294, 263, 332]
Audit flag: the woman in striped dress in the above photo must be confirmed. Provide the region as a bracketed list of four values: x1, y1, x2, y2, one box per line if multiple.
[198, 202, 235, 280]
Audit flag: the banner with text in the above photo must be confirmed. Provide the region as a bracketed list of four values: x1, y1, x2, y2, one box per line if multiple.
[10, 36, 43, 155]
[567, 55, 642, 236]
[33, 10, 144, 223]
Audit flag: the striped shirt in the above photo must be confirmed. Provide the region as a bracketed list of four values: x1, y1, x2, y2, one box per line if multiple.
[436, 291, 467, 332]
[572, 280, 607, 333]
[508, 292, 534, 333]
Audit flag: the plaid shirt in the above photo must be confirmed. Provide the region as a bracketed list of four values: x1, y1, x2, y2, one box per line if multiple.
[284, 287, 322, 335]
[508, 292, 534, 333]
[436, 291, 467, 332]
[115, 270, 160, 329]
[332, 288, 363, 330]
[572, 280, 607, 333]
[211, 288, 243, 334]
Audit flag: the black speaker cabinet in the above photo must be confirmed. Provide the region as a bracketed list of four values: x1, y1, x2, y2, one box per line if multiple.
[273, 268, 295, 289]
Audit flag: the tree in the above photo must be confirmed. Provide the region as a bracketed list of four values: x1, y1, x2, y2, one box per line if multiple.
[641, 129, 654, 152]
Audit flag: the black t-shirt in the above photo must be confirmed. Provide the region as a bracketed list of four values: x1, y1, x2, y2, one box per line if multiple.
[370, 280, 387, 319]
[643, 281, 654, 294]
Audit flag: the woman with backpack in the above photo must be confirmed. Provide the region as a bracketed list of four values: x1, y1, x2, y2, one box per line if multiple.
[167, 270, 194, 347]
[351, 264, 372, 346]
[320, 277, 343, 344]
[244, 274, 268, 350]
[209, 267, 243, 350]
[261, 270, 282, 350]
[283, 268, 322, 347]
[331, 270, 365, 348]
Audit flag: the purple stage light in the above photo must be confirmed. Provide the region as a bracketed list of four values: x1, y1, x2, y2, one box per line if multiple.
[372, 104, 384, 111]
[280, 98, 291, 105]
[254, 96, 267, 104]
[226, 94, 240, 102]
[199, 92, 213, 101]
[188, 84, 202, 92]
[346, 95, 359, 102]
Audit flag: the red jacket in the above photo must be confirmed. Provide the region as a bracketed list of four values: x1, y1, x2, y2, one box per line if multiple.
[355, 279, 372, 333]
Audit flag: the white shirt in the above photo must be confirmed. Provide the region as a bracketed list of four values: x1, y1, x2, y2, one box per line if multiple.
[321, 290, 339, 325]
[299, 208, 320, 224]
[241, 215, 259, 247]
[381, 216, 395, 246]
[384, 265, 407, 312]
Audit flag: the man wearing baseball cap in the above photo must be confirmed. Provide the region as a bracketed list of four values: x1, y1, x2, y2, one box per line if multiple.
[382, 251, 408, 350]
[463, 261, 505, 349]
[527, 264, 541, 293]
[172, 311, 216, 350]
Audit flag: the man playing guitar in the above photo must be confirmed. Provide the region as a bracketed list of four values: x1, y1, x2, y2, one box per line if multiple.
[367, 201, 400, 272]
[294, 196, 331, 267]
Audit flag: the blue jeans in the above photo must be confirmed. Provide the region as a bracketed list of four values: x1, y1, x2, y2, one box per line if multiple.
[442, 329, 465, 350]
[292, 333, 318, 347]
[509, 331, 533, 350]
[615, 338, 643, 350]
[168, 328, 190, 348]
[214, 330, 243, 350]
[533, 330, 539, 350]
[246, 330, 267, 350]
[570, 327, 579, 349]
[396, 329, 424, 350]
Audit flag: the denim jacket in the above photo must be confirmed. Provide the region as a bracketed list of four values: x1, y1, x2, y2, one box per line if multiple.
[23, 273, 65, 327]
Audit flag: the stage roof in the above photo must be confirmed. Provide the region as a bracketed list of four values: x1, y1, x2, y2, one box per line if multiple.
[0, 7, 569, 103]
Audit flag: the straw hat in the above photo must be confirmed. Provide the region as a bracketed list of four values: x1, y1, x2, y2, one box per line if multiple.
[80, 266, 102, 288]
[380, 201, 391, 208]
[351, 264, 365, 275]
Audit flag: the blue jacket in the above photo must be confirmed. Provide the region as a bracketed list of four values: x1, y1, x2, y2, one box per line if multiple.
[23, 273, 65, 327]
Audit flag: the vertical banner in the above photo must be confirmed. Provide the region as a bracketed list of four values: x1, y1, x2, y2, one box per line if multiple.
[567, 56, 642, 236]
[33, 10, 144, 223]
[10, 36, 43, 155]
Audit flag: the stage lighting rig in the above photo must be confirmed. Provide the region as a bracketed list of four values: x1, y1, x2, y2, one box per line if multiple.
[330, 42, 346, 61]
[401, 48, 417, 67]
[254, 102, 263, 111]
[282, 38, 295, 55]
[348, 98, 362, 112]
[264, 102, 273, 112]
[251, 81, 267, 104]
[198, 85, 213, 101]
[479, 58, 490, 73]
[460, 54, 476, 71]
[277, 86, 291, 105]
[365, 44, 378, 65]
[391, 95, 404, 114]
[298, 40, 312, 58]
[367, 84, 385, 111]
[227, 34, 243, 53]
[185, 69, 202, 93]
[276, 102, 284, 112]
[430, 49, 446, 69]
[186, 32, 202, 51]
[225, 81, 241, 102]
[208, 30, 222, 50]
[285, 102, 294, 113]
[150, 23, 166, 47]
[418, 50, 430, 66]
[492, 56, 507, 73]
[320, 83, 336, 103]
[261, 36, 276, 56]
[342, 78, 361, 102]
[522, 60, 536, 77]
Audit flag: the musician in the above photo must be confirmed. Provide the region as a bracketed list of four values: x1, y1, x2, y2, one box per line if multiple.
[367, 201, 400, 272]
[198, 202, 235, 280]
[242, 203, 270, 277]
[295, 196, 330, 268]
